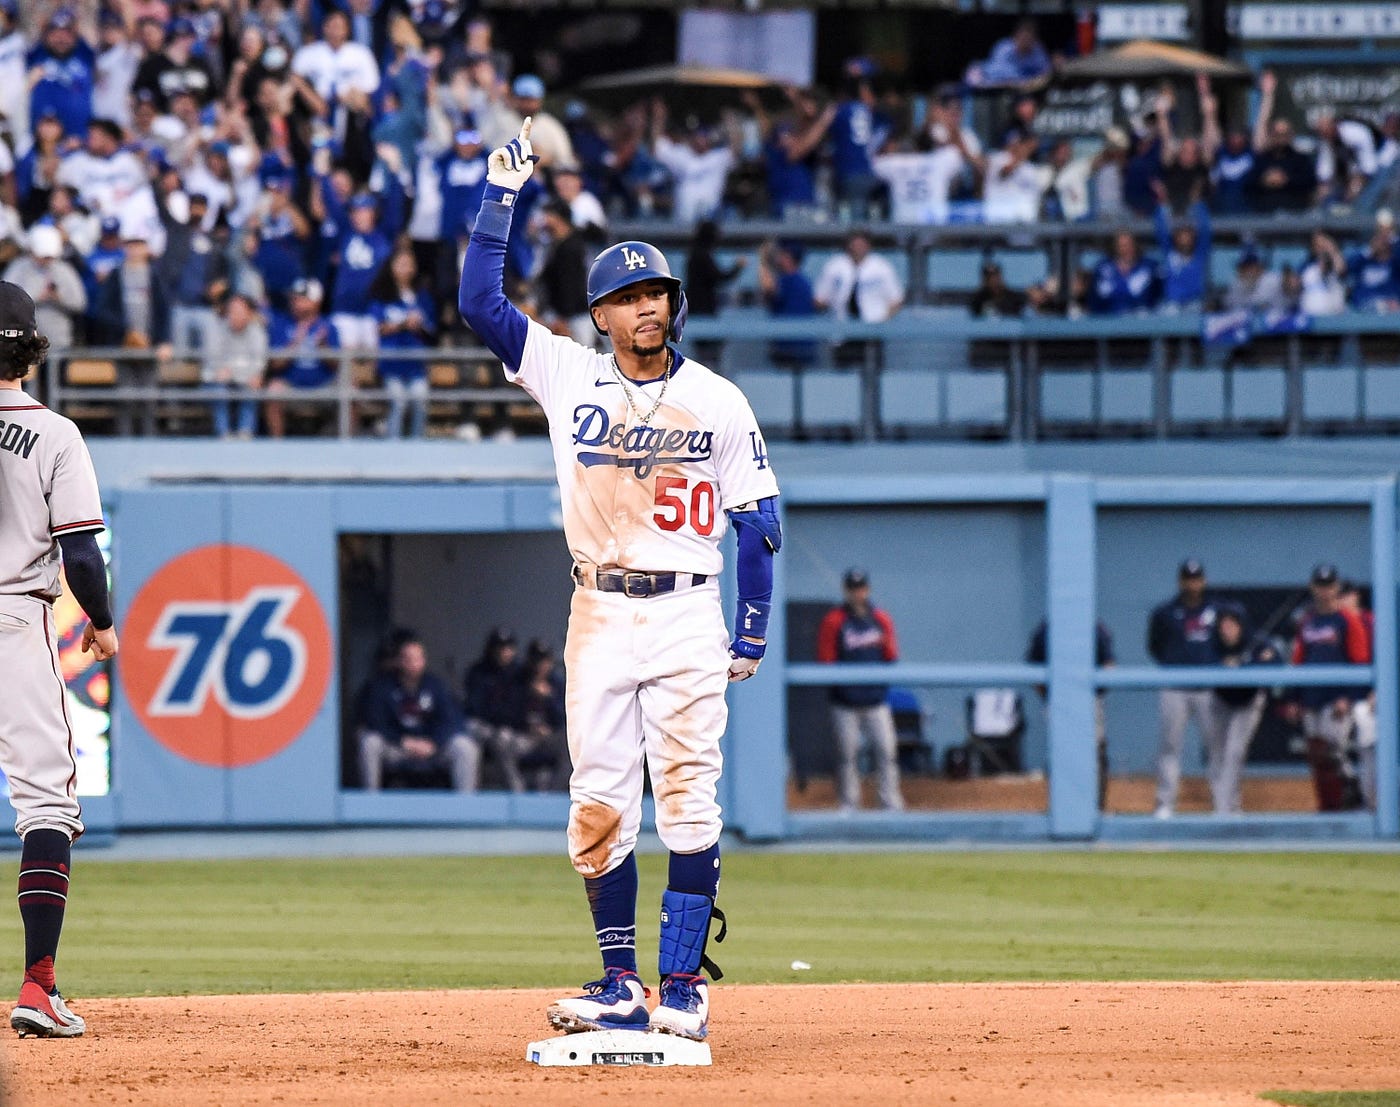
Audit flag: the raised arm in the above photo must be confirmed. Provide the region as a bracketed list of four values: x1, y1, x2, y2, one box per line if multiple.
[1197, 73, 1222, 162]
[458, 120, 536, 371]
[1252, 70, 1277, 153]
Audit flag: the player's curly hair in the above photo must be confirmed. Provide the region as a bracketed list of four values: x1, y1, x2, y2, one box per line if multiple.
[0, 333, 50, 382]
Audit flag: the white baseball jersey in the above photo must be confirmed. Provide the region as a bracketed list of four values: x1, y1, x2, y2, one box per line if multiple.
[507, 318, 778, 577]
[873, 148, 963, 224]
[0, 400, 104, 600]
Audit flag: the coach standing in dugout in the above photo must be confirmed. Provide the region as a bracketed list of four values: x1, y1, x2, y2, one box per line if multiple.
[1291, 563, 1371, 811]
[0, 281, 117, 1038]
[1147, 558, 1235, 819]
[817, 569, 904, 813]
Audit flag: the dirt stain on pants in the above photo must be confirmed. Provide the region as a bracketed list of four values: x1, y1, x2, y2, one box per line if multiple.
[568, 801, 622, 877]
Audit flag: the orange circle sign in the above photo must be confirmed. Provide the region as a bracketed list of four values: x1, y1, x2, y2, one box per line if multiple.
[122, 545, 332, 768]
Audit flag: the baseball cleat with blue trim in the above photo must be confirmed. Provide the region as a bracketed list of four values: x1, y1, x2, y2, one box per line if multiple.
[650, 973, 709, 1041]
[547, 968, 650, 1033]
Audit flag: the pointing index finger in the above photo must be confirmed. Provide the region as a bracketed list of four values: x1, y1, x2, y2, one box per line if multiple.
[520, 116, 533, 144]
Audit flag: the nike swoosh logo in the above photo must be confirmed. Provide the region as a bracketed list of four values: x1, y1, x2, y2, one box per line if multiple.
[594, 379, 620, 388]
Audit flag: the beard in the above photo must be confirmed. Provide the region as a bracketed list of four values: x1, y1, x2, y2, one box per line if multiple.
[629, 335, 667, 358]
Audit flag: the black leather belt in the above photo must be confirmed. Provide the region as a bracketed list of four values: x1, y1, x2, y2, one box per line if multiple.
[573, 565, 708, 598]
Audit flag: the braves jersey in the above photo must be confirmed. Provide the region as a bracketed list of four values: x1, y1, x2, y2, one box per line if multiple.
[1291, 606, 1370, 709]
[507, 320, 778, 577]
[0, 400, 104, 600]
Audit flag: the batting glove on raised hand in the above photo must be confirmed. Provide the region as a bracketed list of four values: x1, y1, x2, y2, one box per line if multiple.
[728, 636, 766, 683]
[487, 117, 538, 191]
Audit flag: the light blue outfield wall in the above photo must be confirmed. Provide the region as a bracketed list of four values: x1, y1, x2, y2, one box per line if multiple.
[88, 438, 1400, 838]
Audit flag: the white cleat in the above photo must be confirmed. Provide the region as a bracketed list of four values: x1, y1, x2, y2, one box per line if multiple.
[547, 968, 650, 1033]
[11, 982, 85, 1038]
[651, 974, 709, 1041]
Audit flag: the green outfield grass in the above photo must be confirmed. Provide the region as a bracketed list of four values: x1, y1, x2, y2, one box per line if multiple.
[6, 851, 1399, 996]
[1263, 1094, 1400, 1106]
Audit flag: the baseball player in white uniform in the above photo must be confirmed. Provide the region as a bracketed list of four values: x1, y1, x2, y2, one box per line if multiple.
[0, 281, 118, 1038]
[460, 122, 780, 1042]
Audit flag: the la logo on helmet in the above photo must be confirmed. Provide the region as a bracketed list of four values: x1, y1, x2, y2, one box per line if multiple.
[621, 246, 647, 271]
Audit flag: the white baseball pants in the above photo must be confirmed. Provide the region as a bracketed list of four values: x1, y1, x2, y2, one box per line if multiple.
[0, 595, 83, 840]
[563, 580, 728, 877]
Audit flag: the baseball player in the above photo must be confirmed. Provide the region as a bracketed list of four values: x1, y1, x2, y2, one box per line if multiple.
[0, 281, 117, 1038]
[1291, 563, 1370, 811]
[459, 121, 780, 1042]
[1146, 558, 1237, 818]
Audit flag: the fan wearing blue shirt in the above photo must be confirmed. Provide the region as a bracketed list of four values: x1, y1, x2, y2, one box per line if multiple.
[27, 8, 95, 136]
[368, 243, 436, 439]
[252, 175, 312, 309]
[1347, 227, 1400, 311]
[265, 277, 341, 437]
[1153, 190, 1212, 310]
[329, 193, 393, 351]
[1088, 231, 1159, 315]
[436, 127, 489, 241]
[829, 77, 887, 216]
[82, 217, 126, 310]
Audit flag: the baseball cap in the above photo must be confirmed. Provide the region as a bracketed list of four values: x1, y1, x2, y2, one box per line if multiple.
[28, 224, 63, 260]
[512, 73, 546, 100]
[1311, 562, 1340, 585]
[290, 277, 323, 302]
[208, 140, 231, 158]
[843, 568, 870, 589]
[453, 127, 482, 146]
[168, 16, 196, 37]
[0, 281, 37, 339]
[100, 215, 121, 236]
[487, 626, 517, 651]
[1237, 245, 1263, 269]
[349, 193, 377, 211]
[46, 6, 76, 30]
[1178, 558, 1206, 578]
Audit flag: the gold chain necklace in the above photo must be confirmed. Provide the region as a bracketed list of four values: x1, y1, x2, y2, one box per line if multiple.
[611, 348, 672, 425]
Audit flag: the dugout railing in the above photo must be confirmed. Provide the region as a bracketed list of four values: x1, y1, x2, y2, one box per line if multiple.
[751, 474, 1397, 843]
[39, 310, 1400, 443]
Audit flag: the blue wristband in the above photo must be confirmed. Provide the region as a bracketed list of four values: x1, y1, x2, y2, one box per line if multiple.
[735, 598, 771, 641]
[483, 183, 519, 206]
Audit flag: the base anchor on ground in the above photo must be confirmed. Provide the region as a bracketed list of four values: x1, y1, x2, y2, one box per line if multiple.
[526, 1029, 712, 1067]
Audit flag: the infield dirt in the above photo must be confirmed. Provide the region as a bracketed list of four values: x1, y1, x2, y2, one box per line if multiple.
[3, 981, 1397, 1106]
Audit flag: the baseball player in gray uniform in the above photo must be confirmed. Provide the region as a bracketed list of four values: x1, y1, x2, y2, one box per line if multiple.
[0, 281, 117, 1038]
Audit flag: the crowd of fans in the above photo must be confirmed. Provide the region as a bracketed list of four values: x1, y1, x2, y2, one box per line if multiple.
[2, 4, 1398, 434]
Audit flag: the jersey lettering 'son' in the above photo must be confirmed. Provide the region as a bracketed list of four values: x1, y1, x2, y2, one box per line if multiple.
[0, 420, 39, 459]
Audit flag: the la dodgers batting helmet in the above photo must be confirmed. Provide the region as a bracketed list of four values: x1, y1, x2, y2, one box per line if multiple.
[586, 241, 688, 342]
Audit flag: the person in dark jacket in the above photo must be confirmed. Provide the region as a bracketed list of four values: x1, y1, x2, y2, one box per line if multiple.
[685, 220, 746, 317]
[1208, 610, 1278, 815]
[1146, 558, 1240, 818]
[685, 219, 746, 369]
[510, 640, 569, 792]
[357, 635, 480, 791]
[90, 232, 171, 348]
[464, 626, 526, 790]
[536, 199, 594, 347]
[816, 568, 903, 812]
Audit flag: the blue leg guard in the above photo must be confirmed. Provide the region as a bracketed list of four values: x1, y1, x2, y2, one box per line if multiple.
[658, 889, 728, 980]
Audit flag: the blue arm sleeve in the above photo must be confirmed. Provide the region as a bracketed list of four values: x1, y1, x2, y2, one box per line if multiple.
[732, 496, 781, 643]
[56, 531, 112, 630]
[457, 184, 530, 372]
